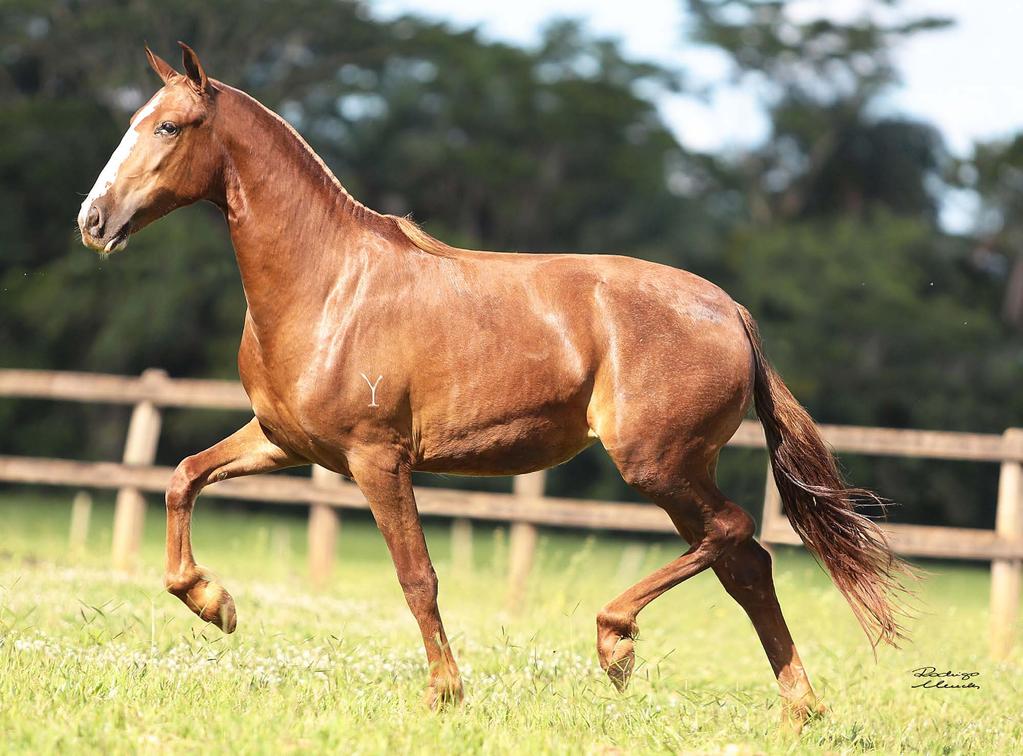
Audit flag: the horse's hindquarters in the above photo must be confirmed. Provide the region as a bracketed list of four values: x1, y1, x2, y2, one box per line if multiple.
[585, 260, 754, 469]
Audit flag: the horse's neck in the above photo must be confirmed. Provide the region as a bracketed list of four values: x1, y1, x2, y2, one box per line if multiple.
[215, 87, 388, 335]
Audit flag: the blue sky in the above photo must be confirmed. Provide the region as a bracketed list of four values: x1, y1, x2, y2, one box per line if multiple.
[372, 0, 1023, 157]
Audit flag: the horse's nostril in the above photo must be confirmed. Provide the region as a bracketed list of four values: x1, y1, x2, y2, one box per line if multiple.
[86, 205, 103, 236]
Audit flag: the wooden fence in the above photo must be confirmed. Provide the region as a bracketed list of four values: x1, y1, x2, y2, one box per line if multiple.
[0, 368, 1020, 657]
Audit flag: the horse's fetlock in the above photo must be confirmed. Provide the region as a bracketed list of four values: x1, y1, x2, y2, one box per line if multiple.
[164, 571, 193, 595]
[597, 608, 638, 638]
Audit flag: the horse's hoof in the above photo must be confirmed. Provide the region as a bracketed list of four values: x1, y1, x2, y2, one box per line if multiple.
[167, 568, 238, 634]
[422, 677, 464, 710]
[780, 695, 826, 734]
[195, 580, 237, 633]
[597, 611, 638, 691]
[603, 637, 635, 692]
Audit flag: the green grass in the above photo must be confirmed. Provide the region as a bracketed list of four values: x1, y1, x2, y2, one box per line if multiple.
[0, 492, 1020, 754]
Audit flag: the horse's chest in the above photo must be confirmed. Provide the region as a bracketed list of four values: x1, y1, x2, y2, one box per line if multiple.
[237, 331, 304, 447]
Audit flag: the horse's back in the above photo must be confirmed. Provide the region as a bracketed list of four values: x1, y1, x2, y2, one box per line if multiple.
[444, 248, 755, 420]
[516, 252, 752, 378]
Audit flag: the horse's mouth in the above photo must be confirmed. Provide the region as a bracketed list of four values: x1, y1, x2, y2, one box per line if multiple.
[103, 223, 131, 254]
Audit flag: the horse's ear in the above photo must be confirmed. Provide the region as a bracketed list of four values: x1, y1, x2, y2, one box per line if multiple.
[178, 41, 210, 95]
[145, 45, 177, 84]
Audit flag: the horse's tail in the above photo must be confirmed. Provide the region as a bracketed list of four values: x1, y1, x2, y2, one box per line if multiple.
[736, 304, 910, 648]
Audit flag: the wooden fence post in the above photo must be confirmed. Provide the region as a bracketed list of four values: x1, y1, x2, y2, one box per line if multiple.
[111, 369, 165, 571]
[308, 465, 342, 587]
[69, 490, 92, 555]
[615, 542, 648, 584]
[507, 471, 545, 612]
[451, 518, 473, 574]
[492, 526, 507, 574]
[272, 524, 292, 574]
[759, 462, 783, 556]
[991, 428, 1023, 659]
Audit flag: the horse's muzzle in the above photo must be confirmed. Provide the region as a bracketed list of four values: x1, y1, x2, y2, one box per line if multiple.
[78, 200, 131, 254]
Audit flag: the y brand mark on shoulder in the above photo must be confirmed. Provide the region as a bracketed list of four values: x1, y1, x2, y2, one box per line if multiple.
[360, 373, 383, 407]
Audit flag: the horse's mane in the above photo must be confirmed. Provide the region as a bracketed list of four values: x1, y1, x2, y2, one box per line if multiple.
[390, 215, 465, 259]
[218, 80, 470, 261]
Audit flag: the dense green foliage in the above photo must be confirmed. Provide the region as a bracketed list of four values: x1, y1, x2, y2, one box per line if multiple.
[0, 1, 1020, 527]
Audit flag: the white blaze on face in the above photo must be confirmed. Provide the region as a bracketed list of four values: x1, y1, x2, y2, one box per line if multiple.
[78, 90, 165, 228]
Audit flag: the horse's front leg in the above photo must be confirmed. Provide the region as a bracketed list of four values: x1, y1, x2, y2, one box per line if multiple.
[164, 417, 302, 632]
[349, 449, 463, 708]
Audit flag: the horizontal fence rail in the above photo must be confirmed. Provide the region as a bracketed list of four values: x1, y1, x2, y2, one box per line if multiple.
[0, 368, 251, 409]
[0, 455, 677, 533]
[0, 368, 1019, 658]
[5, 368, 1023, 461]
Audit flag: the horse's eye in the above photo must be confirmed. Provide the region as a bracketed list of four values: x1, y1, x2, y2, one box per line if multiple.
[155, 121, 179, 136]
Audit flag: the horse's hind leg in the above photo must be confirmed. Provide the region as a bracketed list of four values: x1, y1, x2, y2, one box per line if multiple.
[164, 418, 301, 632]
[600, 444, 822, 732]
[595, 461, 756, 691]
[712, 539, 823, 731]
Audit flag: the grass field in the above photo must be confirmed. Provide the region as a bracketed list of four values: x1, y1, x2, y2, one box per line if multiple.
[1, 492, 1020, 754]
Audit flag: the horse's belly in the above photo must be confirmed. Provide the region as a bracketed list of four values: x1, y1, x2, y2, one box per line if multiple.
[414, 395, 596, 475]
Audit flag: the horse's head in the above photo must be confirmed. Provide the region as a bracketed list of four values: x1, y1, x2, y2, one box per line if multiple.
[78, 43, 221, 254]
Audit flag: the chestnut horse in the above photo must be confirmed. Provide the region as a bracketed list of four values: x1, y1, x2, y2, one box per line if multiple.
[78, 44, 907, 729]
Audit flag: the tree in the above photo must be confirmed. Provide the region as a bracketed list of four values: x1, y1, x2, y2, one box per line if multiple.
[685, 0, 951, 223]
[967, 136, 1023, 328]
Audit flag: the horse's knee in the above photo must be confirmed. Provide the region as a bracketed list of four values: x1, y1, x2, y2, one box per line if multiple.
[166, 456, 200, 510]
[398, 564, 439, 608]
